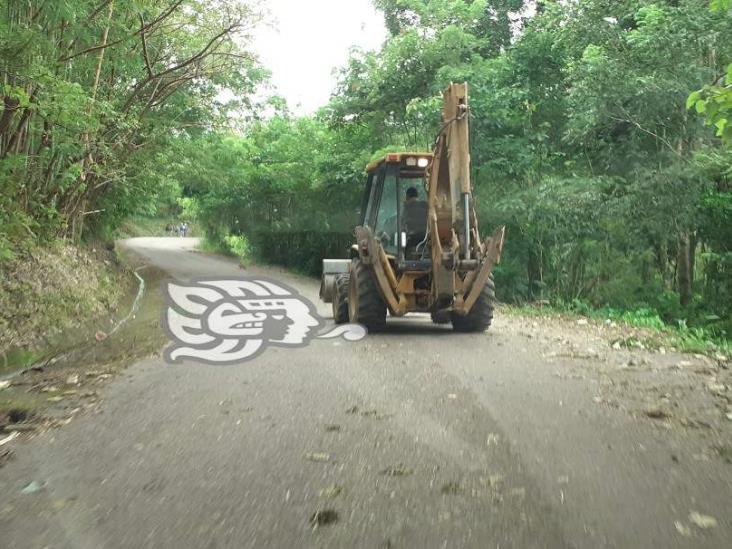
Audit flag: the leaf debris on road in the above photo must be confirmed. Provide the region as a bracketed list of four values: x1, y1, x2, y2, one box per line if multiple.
[689, 511, 718, 529]
[674, 521, 692, 537]
[440, 481, 462, 495]
[318, 484, 343, 498]
[310, 509, 339, 528]
[379, 464, 412, 477]
[644, 406, 671, 419]
[304, 452, 331, 463]
[345, 405, 391, 419]
[20, 480, 43, 495]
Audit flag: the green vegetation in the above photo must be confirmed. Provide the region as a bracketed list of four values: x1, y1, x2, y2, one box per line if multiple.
[114, 216, 179, 239]
[688, 1, 732, 144]
[0, 242, 131, 353]
[2, 1, 731, 342]
[0, 0, 263, 257]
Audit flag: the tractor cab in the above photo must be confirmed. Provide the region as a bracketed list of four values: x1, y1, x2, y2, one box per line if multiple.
[361, 152, 433, 269]
[320, 82, 505, 333]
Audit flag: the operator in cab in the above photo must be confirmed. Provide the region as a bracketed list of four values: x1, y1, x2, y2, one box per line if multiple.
[402, 186, 428, 255]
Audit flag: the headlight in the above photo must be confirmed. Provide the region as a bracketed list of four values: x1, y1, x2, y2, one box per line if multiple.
[417, 157, 430, 168]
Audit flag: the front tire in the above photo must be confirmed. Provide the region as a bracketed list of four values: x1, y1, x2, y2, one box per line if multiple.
[451, 276, 495, 332]
[348, 259, 387, 332]
[332, 274, 350, 324]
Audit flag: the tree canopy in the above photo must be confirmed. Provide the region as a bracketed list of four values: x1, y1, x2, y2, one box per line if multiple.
[0, 0, 264, 253]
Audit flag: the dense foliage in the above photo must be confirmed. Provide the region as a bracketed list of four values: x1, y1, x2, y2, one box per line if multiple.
[0, 0, 264, 256]
[2, 0, 731, 337]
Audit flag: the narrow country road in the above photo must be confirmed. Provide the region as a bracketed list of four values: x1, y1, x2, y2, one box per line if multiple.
[1, 237, 730, 549]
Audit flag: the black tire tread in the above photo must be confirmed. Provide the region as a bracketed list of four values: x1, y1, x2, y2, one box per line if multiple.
[332, 274, 350, 324]
[349, 260, 387, 331]
[451, 276, 495, 332]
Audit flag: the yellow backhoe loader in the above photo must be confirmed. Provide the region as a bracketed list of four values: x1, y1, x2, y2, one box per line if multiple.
[320, 82, 505, 332]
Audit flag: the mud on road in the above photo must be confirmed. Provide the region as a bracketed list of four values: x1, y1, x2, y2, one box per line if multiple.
[0, 237, 730, 549]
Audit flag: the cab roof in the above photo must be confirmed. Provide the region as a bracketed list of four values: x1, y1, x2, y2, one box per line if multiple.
[366, 152, 433, 174]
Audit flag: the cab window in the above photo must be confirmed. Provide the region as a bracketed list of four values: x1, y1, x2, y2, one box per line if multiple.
[362, 172, 378, 227]
[373, 172, 398, 255]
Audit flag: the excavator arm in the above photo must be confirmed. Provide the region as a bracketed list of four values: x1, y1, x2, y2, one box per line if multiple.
[426, 83, 505, 312]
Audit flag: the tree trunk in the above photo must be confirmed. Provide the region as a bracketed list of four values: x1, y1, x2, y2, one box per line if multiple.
[677, 232, 692, 307]
[688, 231, 697, 288]
[656, 240, 670, 288]
[0, 96, 20, 155]
[527, 245, 543, 300]
[6, 104, 33, 154]
[74, 0, 115, 242]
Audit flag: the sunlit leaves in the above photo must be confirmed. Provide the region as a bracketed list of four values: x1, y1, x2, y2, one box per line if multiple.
[689, 64, 732, 145]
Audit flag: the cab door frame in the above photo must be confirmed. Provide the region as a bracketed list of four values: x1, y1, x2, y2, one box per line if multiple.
[366, 164, 403, 256]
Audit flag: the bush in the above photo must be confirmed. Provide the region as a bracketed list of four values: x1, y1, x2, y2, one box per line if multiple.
[247, 231, 354, 276]
[224, 235, 250, 260]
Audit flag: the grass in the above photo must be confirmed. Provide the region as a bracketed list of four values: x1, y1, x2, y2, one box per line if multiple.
[0, 348, 45, 377]
[200, 234, 249, 262]
[674, 324, 732, 355]
[1, 242, 132, 353]
[0, 392, 46, 423]
[199, 237, 231, 256]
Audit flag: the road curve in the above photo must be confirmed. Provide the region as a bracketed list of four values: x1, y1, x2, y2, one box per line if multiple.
[1, 237, 729, 548]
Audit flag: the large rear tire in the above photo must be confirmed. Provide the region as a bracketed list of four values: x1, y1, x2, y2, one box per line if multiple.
[451, 276, 495, 333]
[332, 273, 350, 324]
[348, 259, 387, 332]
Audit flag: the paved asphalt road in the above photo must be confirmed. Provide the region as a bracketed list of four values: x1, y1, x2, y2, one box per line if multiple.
[1, 237, 730, 548]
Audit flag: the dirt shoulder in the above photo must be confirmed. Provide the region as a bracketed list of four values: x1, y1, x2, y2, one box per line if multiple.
[0, 242, 134, 357]
[0, 242, 167, 439]
[497, 309, 732, 463]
